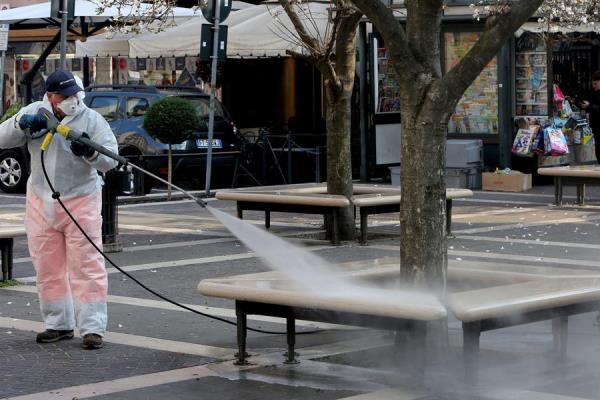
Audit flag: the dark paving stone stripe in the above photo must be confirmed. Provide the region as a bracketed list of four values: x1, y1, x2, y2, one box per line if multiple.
[0, 327, 212, 398]
[87, 375, 360, 400]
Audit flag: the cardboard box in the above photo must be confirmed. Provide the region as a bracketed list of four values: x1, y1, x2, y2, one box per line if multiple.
[482, 172, 532, 192]
[574, 144, 596, 163]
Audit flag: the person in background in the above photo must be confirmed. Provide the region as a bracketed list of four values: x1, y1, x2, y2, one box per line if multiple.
[580, 70, 600, 163]
[0, 70, 118, 349]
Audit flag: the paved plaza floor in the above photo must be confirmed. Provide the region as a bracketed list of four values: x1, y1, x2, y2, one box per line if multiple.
[1, 184, 600, 399]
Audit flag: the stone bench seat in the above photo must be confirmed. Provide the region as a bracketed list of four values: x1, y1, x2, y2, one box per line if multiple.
[352, 188, 472, 243]
[0, 225, 27, 281]
[198, 269, 446, 365]
[449, 277, 600, 323]
[538, 166, 600, 205]
[215, 191, 350, 207]
[448, 275, 600, 377]
[217, 184, 471, 244]
[199, 258, 600, 373]
[215, 190, 351, 244]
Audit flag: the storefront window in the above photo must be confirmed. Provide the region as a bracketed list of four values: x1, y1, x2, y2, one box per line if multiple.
[376, 46, 401, 114]
[444, 31, 499, 134]
[515, 33, 548, 117]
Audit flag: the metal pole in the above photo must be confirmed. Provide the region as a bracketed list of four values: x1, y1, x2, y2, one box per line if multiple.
[60, 0, 68, 69]
[0, 51, 5, 115]
[204, 0, 221, 195]
[358, 22, 368, 182]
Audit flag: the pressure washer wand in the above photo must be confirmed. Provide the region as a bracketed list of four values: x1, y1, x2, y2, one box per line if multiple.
[38, 109, 206, 207]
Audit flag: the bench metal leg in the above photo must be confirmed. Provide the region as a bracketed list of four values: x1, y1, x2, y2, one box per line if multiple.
[463, 322, 481, 381]
[331, 210, 340, 245]
[576, 184, 586, 206]
[1, 238, 13, 282]
[446, 199, 453, 236]
[552, 315, 568, 361]
[408, 321, 427, 382]
[284, 316, 299, 364]
[234, 302, 250, 365]
[237, 204, 243, 219]
[359, 210, 368, 245]
[555, 177, 563, 206]
[265, 211, 271, 230]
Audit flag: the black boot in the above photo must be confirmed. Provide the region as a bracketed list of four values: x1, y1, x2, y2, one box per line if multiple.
[36, 329, 74, 343]
[82, 333, 104, 349]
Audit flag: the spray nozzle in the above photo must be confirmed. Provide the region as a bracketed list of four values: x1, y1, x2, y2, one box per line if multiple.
[39, 108, 59, 132]
[195, 197, 207, 208]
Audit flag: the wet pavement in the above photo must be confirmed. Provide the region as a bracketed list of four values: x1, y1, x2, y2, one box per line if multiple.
[1, 184, 600, 399]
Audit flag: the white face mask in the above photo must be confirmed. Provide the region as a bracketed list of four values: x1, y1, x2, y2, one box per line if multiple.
[57, 96, 79, 116]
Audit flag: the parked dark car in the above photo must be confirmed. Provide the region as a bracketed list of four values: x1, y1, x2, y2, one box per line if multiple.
[84, 85, 242, 193]
[0, 85, 241, 194]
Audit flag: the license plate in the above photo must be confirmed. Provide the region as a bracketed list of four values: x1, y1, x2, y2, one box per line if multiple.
[196, 139, 222, 148]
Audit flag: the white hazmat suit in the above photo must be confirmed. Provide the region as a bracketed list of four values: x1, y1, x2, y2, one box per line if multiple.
[0, 90, 118, 338]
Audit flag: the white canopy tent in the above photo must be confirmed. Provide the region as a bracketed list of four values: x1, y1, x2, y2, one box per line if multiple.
[515, 22, 600, 37]
[75, 1, 254, 58]
[128, 1, 333, 59]
[0, 0, 197, 25]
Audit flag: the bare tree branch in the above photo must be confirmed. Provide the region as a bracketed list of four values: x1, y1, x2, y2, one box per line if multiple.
[279, 0, 322, 53]
[350, 0, 418, 85]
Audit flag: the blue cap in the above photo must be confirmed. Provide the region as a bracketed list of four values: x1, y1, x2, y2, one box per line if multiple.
[46, 70, 82, 96]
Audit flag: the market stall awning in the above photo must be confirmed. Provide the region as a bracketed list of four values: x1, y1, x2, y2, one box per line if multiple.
[516, 22, 600, 37]
[74, 1, 253, 57]
[128, 1, 333, 59]
[0, 0, 196, 27]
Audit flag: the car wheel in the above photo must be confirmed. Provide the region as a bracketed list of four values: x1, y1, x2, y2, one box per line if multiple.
[0, 149, 27, 193]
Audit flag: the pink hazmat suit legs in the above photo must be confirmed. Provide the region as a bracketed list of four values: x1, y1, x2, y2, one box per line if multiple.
[25, 190, 107, 337]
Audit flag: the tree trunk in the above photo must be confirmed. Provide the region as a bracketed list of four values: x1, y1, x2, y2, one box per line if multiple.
[324, 80, 355, 241]
[399, 97, 448, 293]
[167, 144, 172, 201]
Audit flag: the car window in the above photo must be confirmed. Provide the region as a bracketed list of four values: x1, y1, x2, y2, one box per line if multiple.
[88, 97, 119, 122]
[184, 97, 225, 119]
[126, 97, 150, 117]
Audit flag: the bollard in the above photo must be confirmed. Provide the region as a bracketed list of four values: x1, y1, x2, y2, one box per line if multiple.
[287, 133, 293, 184]
[315, 146, 321, 183]
[102, 169, 122, 253]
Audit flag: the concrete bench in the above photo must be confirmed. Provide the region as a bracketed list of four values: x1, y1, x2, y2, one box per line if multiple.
[217, 184, 471, 244]
[352, 188, 473, 244]
[538, 165, 600, 206]
[0, 225, 26, 281]
[199, 258, 600, 376]
[198, 269, 446, 365]
[448, 276, 600, 377]
[215, 191, 351, 244]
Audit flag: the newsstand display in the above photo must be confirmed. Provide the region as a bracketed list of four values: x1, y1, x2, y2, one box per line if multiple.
[513, 33, 596, 168]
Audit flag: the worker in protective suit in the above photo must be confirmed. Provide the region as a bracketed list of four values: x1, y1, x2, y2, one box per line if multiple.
[0, 70, 118, 349]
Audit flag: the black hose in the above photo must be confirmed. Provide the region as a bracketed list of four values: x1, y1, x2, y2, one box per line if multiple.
[39, 150, 322, 336]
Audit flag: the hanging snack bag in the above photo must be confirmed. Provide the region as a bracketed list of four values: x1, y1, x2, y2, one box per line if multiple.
[512, 128, 535, 157]
[530, 125, 545, 155]
[582, 125, 595, 145]
[544, 126, 569, 156]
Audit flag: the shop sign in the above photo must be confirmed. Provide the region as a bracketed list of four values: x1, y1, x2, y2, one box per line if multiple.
[0, 4, 10, 52]
[200, 0, 232, 23]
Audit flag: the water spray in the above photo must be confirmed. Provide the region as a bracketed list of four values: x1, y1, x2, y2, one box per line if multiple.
[35, 108, 319, 336]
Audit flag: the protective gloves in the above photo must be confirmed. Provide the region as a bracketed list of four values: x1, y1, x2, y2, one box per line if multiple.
[18, 114, 47, 132]
[70, 132, 96, 159]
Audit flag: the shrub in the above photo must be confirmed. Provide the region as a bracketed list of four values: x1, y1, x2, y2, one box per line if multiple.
[143, 97, 200, 199]
[143, 97, 199, 145]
